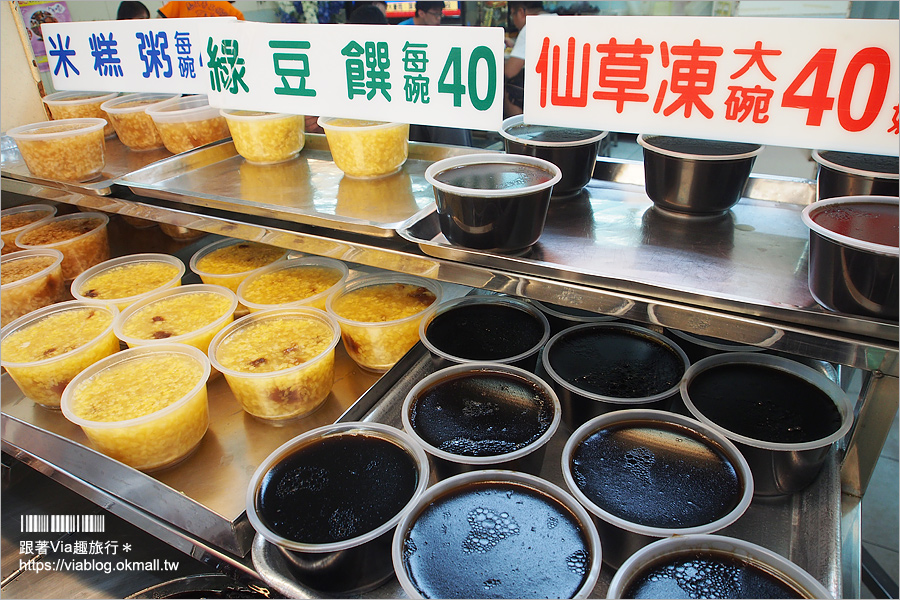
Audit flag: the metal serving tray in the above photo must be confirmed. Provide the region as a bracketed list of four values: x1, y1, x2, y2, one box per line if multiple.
[117, 135, 484, 238]
[398, 163, 897, 343]
[0, 134, 172, 196]
[251, 349, 843, 599]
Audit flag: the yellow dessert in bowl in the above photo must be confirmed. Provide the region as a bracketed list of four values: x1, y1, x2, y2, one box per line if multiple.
[326, 273, 441, 372]
[209, 307, 340, 421]
[145, 95, 229, 154]
[42, 91, 118, 137]
[101, 93, 180, 151]
[114, 284, 237, 356]
[1, 249, 65, 327]
[7, 119, 107, 182]
[61, 344, 210, 471]
[190, 239, 287, 294]
[1, 204, 57, 253]
[222, 110, 305, 164]
[318, 117, 409, 178]
[0, 300, 120, 408]
[71, 253, 184, 310]
[15, 212, 110, 282]
[237, 257, 348, 312]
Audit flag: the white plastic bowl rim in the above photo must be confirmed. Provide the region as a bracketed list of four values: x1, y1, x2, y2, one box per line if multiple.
[326, 272, 443, 327]
[189, 238, 288, 278]
[606, 533, 834, 599]
[425, 153, 562, 198]
[246, 421, 431, 553]
[668, 327, 765, 354]
[145, 94, 217, 120]
[42, 90, 118, 105]
[681, 352, 855, 452]
[101, 92, 182, 114]
[1, 204, 57, 234]
[60, 343, 211, 429]
[236, 256, 349, 311]
[541, 322, 690, 405]
[419, 295, 551, 366]
[6, 118, 107, 140]
[316, 116, 405, 132]
[811, 149, 899, 180]
[637, 133, 764, 161]
[207, 306, 341, 378]
[113, 283, 238, 347]
[561, 408, 754, 539]
[529, 298, 617, 323]
[221, 109, 301, 121]
[14, 211, 109, 250]
[0, 299, 119, 367]
[401, 361, 562, 466]
[499, 115, 609, 148]
[801, 195, 899, 257]
[391, 468, 603, 600]
[1, 248, 64, 289]
[70, 253, 185, 305]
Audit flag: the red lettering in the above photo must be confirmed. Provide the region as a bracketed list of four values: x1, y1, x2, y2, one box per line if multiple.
[591, 37, 654, 113]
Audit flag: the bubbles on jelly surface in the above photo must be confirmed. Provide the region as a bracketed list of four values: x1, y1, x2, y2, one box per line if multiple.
[547, 516, 559, 529]
[463, 399, 499, 418]
[566, 549, 588, 575]
[462, 507, 520, 553]
[483, 578, 502, 590]
[328, 506, 361, 540]
[623, 446, 655, 484]
[275, 465, 327, 497]
[403, 538, 418, 558]
[439, 437, 520, 456]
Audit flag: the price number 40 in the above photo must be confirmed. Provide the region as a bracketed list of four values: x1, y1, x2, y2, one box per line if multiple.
[438, 46, 497, 111]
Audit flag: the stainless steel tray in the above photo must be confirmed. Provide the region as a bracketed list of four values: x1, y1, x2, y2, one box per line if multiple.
[250, 349, 843, 599]
[398, 165, 897, 343]
[0, 134, 172, 196]
[117, 135, 485, 238]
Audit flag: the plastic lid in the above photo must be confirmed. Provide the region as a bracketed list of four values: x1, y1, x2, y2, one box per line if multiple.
[801, 195, 899, 256]
[425, 153, 562, 198]
[6, 118, 107, 140]
[638, 134, 763, 161]
[500, 115, 608, 147]
[42, 91, 118, 106]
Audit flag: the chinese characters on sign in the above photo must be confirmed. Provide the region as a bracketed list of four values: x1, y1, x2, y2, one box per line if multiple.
[524, 16, 898, 155]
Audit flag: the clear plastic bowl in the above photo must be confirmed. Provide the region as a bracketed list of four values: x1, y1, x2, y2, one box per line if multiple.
[145, 95, 230, 154]
[7, 118, 107, 182]
[1, 204, 56, 253]
[237, 256, 348, 312]
[101, 93, 181, 151]
[114, 283, 237, 355]
[42, 90, 118, 137]
[1, 249, 65, 327]
[71, 253, 185, 311]
[221, 110, 305, 164]
[208, 307, 341, 421]
[15, 211, 110, 282]
[189, 238, 288, 295]
[326, 273, 442, 372]
[61, 343, 211, 472]
[0, 300, 120, 409]
[317, 117, 409, 178]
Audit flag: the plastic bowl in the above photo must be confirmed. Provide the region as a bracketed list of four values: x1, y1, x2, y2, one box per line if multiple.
[189, 238, 287, 295]
[7, 118, 107, 182]
[221, 110, 305, 164]
[419, 295, 550, 372]
[561, 409, 753, 568]
[71, 253, 185, 310]
[208, 307, 341, 421]
[392, 469, 602, 599]
[247, 422, 429, 594]
[145, 95, 230, 154]
[1, 204, 57, 253]
[1, 249, 64, 327]
[15, 211, 110, 281]
[318, 117, 409, 178]
[812, 150, 899, 200]
[101, 93, 181, 151]
[500, 115, 608, 197]
[425, 153, 561, 252]
[326, 273, 442, 373]
[680, 352, 854, 496]
[237, 256, 348, 312]
[528, 298, 616, 335]
[541, 322, 689, 429]
[801, 195, 898, 319]
[637, 134, 763, 216]
[114, 283, 237, 355]
[607, 534, 833, 599]
[402, 362, 561, 479]
[61, 343, 210, 472]
[0, 300, 120, 409]
[42, 90, 118, 137]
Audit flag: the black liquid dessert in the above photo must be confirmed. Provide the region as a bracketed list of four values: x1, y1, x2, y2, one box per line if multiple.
[425, 302, 545, 361]
[434, 162, 554, 190]
[401, 480, 591, 598]
[410, 369, 554, 457]
[687, 363, 843, 444]
[258, 433, 418, 544]
[811, 201, 898, 246]
[644, 136, 760, 157]
[571, 420, 742, 528]
[547, 327, 685, 398]
[622, 549, 806, 599]
[506, 123, 604, 144]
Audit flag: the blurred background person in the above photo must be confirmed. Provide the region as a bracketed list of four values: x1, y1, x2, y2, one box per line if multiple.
[157, 1, 245, 19]
[117, 1, 150, 19]
[504, 1, 545, 117]
[398, 1, 444, 25]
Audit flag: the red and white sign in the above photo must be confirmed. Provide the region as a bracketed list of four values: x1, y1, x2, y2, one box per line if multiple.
[523, 16, 899, 155]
